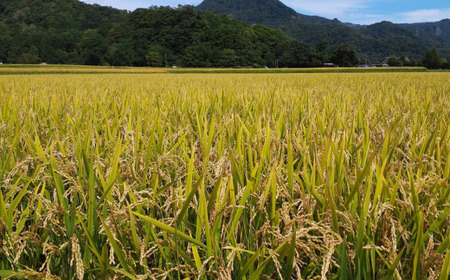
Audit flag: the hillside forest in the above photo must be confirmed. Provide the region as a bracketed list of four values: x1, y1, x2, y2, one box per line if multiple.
[0, 1, 448, 68]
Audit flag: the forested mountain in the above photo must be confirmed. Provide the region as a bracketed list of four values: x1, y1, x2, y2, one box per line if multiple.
[197, 0, 331, 27]
[0, 0, 448, 67]
[357, 21, 450, 62]
[0, 0, 126, 63]
[400, 19, 450, 41]
[0, 1, 318, 67]
[196, 0, 450, 62]
[106, 6, 315, 67]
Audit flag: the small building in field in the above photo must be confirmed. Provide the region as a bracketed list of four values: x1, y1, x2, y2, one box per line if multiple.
[372, 63, 390, 67]
[324, 63, 338, 67]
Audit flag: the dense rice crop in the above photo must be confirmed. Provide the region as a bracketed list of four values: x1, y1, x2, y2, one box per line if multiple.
[0, 72, 449, 279]
[0, 65, 428, 76]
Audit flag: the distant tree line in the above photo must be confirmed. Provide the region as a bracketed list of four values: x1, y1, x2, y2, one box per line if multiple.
[421, 48, 449, 69]
[197, 0, 450, 64]
[0, 2, 448, 69]
[384, 48, 449, 69]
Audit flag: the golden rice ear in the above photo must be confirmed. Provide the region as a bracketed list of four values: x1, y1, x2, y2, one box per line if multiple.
[0, 69, 448, 279]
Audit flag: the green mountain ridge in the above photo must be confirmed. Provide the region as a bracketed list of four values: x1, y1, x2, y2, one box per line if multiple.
[400, 19, 450, 41]
[197, 0, 332, 27]
[196, 0, 450, 62]
[1, 0, 448, 66]
[0, 1, 318, 67]
[0, 0, 126, 63]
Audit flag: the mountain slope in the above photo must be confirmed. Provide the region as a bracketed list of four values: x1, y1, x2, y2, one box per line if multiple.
[0, 1, 315, 67]
[0, 0, 126, 30]
[0, 0, 127, 63]
[197, 0, 331, 27]
[196, 0, 450, 62]
[359, 21, 450, 61]
[400, 19, 450, 41]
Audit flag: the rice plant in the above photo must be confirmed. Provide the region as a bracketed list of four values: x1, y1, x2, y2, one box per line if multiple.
[0, 72, 449, 279]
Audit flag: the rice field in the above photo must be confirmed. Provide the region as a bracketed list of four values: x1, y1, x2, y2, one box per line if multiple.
[0, 71, 449, 279]
[0, 64, 428, 75]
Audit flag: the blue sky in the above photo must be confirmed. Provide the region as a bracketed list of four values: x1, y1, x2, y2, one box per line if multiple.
[81, 0, 450, 24]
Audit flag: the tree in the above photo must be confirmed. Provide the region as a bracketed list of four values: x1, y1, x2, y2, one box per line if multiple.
[107, 39, 134, 66]
[78, 29, 107, 65]
[315, 39, 329, 63]
[409, 59, 418, 67]
[183, 43, 212, 67]
[16, 46, 41, 64]
[329, 45, 358, 67]
[399, 56, 409, 66]
[387, 56, 400, 66]
[0, 23, 11, 62]
[146, 50, 163, 67]
[422, 48, 443, 69]
[442, 59, 449, 69]
[218, 49, 238, 67]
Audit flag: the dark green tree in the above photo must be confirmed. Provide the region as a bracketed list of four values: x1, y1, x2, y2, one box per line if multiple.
[0, 23, 11, 62]
[218, 49, 238, 67]
[78, 29, 107, 65]
[146, 50, 163, 67]
[399, 56, 409, 66]
[387, 56, 400, 66]
[17, 45, 40, 64]
[183, 43, 212, 67]
[329, 45, 358, 67]
[315, 39, 329, 63]
[107, 39, 134, 66]
[422, 48, 443, 69]
[440, 58, 448, 69]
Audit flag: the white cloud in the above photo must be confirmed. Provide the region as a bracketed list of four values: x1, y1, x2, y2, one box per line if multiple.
[395, 9, 450, 23]
[280, 0, 371, 19]
[355, 8, 450, 24]
[279, 1, 450, 24]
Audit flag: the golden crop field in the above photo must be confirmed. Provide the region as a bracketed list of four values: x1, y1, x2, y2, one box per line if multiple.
[0, 71, 449, 279]
[0, 64, 427, 75]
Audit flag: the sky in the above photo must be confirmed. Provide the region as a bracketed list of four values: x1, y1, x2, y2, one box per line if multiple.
[81, 0, 450, 25]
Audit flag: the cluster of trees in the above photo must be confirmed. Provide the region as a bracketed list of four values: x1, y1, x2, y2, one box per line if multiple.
[197, 0, 450, 63]
[422, 48, 449, 69]
[105, 7, 363, 68]
[0, 0, 125, 64]
[386, 48, 449, 69]
[0, 3, 360, 68]
[385, 56, 418, 67]
[0, 1, 448, 69]
[105, 6, 312, 68]
[354, 21, 450, 64]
